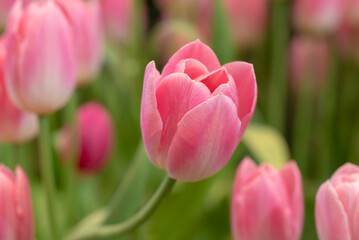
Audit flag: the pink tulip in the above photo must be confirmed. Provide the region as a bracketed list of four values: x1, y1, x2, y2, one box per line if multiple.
[223, 0, 268, 49]
[293, 0, 343, 34]
[5, 0, 76, 115]
[289, 36, 330, 91]
[315, 163, 359, 240]
[342, 0, 359, 28]
[141, 40, 257, 182]
[0, 37, 38, 143]
[231, 158, 304, 240]
[57, 102, 114, 174]
[101, 0, 134, 43]
[0, 165, 34, 240]
[0, 0, 15, 28]
[55, 0, 103, 85]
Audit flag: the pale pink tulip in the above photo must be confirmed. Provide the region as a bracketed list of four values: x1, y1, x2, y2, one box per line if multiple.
[223, 0, 268, 49]
[5, 0, 76, 115]
[58, 102, 114, 174]
[0, 165, 34, 240]
[293, 0, 344, 34]
[0, 37, 38, 143]
[0, 0, 15, 27]
[56, 0, 103, 85]
[101, 0, 134, 43]
[141, 40, 257, 182]
[315, 163, 359, 240]
[231, 157, 304, 240]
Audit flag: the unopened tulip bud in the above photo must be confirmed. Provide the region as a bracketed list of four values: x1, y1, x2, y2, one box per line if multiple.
[57, 102, 114, 174]
[5, 0, 77, 115]
[141, 40, 257, 182]
[315, 163, 359, 240]
[55, 0, 103, 85]
[0, 165, 34, 240]
[231, 158, 304, 240]
[0, 37, 38, 143]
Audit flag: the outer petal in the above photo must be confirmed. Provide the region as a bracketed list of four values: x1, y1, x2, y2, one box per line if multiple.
[140, 61, 163, 167]
[332, 163, 359, 180]
[233, 157, 258, 191]
[15, 166, 33, 240]
[161, 40, 220, 79]
[0, 166, 16, 240]
[352, 194, 359, 239]
[280, 161, 304, 240]
[224, 61, 257, 139]
[167, 94, 241, 182]
[155, 73, 211, 168]
[315, 182, 351, 240]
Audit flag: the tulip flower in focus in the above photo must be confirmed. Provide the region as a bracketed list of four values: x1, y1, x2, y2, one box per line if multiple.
[293, 0, 343, 35]
[231, 157, 304, 240]
[0, 37, 38, 143]
[57, 102, 114, 174]
[101, 0, 134, 43]
[315, 163, 359, 240]
[5, 0, 76, 115]
[0, 0, 15, 28]
[0, 165, 34, 240]
[141, 40, 257, 182]
[223, 0, 268, 49]
[289, 36, 330, 92]
[56, 0, 103, 85]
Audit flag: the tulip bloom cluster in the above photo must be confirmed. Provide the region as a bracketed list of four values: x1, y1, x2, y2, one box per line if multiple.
[141, 40, 257, 182]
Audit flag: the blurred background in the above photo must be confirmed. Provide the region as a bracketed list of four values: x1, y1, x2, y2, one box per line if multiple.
[0, 0, 359, 239]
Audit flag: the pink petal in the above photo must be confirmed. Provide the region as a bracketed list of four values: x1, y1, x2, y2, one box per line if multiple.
[352, 194, 359, 239]
[140, 61, 163, 167]
[173, 58, 209, 80]
[161, 40, 220, 79]
[332, 163, 359, 180]
[224, 61, 257, 139]
[315, 182, 351, 240]
[0, 167, 16, 240]
[280, 161, 304, 239]
[155, 73, 211, 168]
[167, 94, 241, 182]
[233, 157, 258, 192]
[196, 68, 230, 93]
[212, 73, 239, 109]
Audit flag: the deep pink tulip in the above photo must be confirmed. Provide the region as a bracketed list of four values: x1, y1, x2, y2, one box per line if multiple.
[56, 0, 103, 85]
[101, 0, 133, 43]
[5, 0, 76, 115]
[315, 163, 359, 240]
[58, 102, 114, 174]
[141, 40, 257, 182]
[0, 37, 38, 143]
[231, 158, 304, 240]
[0, 165, 34, 240]
[223, 0, 268, 49]
[293, 0, 343, 34]
[289, 36, 330, 91]
[0, 0, 15, 27]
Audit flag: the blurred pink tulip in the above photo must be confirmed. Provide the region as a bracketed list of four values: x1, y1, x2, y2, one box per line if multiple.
[101, 0, 134, 43]
[58, 102, 114, 174]
[342, 0, 359, 28]
[0, 37, 38, 143]
[315, 163, 359, 240]
[5, 0, 77, 115]
[231, 158, 304, 240]
[223, 0, 268, 49]
[141, 40, 257, 182]
[56, 0, 103, 85]
[0, 0, 15, 28]
[0, 165, 34, 240]
[293, 0, 343, 34]
[289, 36, 330, 91]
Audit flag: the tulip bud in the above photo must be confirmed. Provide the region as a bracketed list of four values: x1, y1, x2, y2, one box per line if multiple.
[315, 163, 359, 240]
[5, 0, 77, 115]
[141, 40, 257, 182]
[57, 102, 114, 174]
[0, 0, 15, 28]
[223, 0, 268, 49]
[289, 36, 330, 92]
[101, 0, 134, 43]
[293, 0, 343, 35]
[231, 158, 304, 240]
[0, 36, 38, 143]
[0, 165, 34, 240]
[55, 0, 103, 85]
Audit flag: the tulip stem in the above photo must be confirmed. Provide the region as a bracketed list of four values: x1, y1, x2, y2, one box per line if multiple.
[66, 175, 176, 240]
[39, 116, 58, 240]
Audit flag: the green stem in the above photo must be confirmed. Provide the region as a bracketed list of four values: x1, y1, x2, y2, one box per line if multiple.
[66, 175, 176, 240]
[39, 116, 58, 240]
